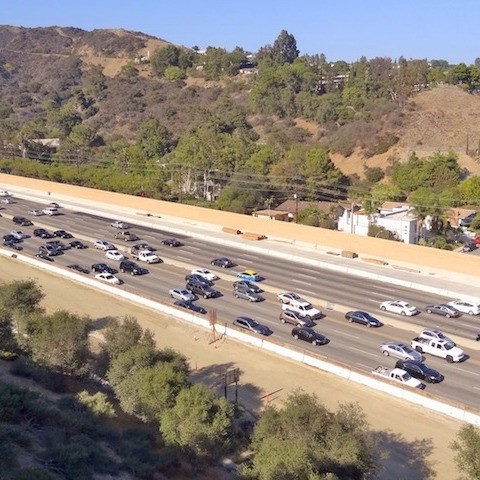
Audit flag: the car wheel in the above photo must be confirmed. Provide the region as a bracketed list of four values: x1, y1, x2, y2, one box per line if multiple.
[425, 377, 432, 383]
[312, 340, 317, 345]
[380, 306, 386, 311]
[366, 323, 372, 328]
[121, 269, 125, 273]
[446, 313, 451, 318]
[130, 272, 135, 276]
[382, 350, 389, 356]
[249, 298, 254, 302]
[348, 317, 353, 322]
[294, 334, 299, 340]
[426, 309, 432, 314]
[446, 355, 454, 363]
[400, 311, 406, 316]
[281, 318, 286, 324]
[415, 346, 423, 353]
[468, 311, 474, 315]
[203, 294, 208, 299]
[234, 293, 239, 298]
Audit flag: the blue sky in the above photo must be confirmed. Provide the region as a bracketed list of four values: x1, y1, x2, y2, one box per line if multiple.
[2, 0, 479, 64]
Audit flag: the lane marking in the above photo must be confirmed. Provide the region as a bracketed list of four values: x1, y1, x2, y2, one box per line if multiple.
[347, 346, 378, 357]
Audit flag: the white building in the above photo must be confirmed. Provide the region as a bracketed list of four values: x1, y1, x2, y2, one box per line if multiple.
[338, 204, 418, 244]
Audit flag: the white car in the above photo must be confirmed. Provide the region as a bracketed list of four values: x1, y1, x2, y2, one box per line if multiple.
[277, 292, 306, 305]
[380, 300, 418, 316]
[43, 207, 58, 216]
[169, 288, 196, 302]
[447, 300, 480, 315]
[95, 272, 121, 285]
[28, 209, 44, 216]
[105, 249, 125, 261]
[94, 240, 116, 251]
[1, 197, 13, 204]
[10, 230, 27, 240]
[191, 268, 218, 282]
[0, 190, 10, 196]
[111, 220, 129, 229]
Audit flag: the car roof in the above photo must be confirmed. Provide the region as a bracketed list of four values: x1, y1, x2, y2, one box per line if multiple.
[243, 269, 257, 274]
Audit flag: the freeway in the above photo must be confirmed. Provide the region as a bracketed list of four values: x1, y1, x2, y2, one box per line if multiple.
[1, 196, 480, 411]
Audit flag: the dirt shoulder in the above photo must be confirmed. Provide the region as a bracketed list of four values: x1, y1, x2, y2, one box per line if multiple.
[0, 256, 461, 479]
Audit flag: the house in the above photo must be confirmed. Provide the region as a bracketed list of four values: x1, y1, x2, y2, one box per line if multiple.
[449, 208, 477, 228]
[253, 209, 289, 220]
[338, 204, 418, 244]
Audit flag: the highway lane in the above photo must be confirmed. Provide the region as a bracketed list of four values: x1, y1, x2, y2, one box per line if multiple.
[1, 199, 480, 409]
[5, 197, 479, 338]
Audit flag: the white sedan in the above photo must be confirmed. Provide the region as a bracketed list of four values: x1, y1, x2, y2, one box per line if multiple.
[169, 288, 196, 302]
[105, 249, 125, 261]
[380, 300, 418, 316]
[447, 299, 480, 315]
[191, 268, 218, 282]
[10, 230, 27, 240]
[95, 272, 121, 285]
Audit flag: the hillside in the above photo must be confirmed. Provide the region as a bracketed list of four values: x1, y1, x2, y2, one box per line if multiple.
[1, 25, 480, 183]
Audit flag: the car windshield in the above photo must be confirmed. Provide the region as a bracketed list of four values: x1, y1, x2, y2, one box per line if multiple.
[303, 304, 314, 311]
[444, 342, 455, 350]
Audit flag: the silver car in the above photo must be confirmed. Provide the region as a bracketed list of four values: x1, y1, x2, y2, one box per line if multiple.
[169, 288, 196, 302]
[380, 341, 422, 361]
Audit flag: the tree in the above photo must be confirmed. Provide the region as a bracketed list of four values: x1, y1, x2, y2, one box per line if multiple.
[114, 363, 188, 423]
[103, 316, 155, 360]
[0, 280, 44, 315]
[160, 384, 234, 461]
[244, 391, 378, 480]
[451, 424, 480, 479]
[26, 310, 90, 374]
[137, 119, 174, 160]
[271, 30, 299, 65]
[151, 45, 181, 76]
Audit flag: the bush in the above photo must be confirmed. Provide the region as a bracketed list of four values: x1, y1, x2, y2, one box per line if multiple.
[10, 359, 66, 393]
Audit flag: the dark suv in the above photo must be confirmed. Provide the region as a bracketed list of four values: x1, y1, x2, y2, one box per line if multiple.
[120, 260, 147, 276]
[13, 216, 33, 226]
[186, 281, 219, 299]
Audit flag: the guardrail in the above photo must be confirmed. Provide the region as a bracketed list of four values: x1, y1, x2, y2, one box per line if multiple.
[2, 248, 478, 427]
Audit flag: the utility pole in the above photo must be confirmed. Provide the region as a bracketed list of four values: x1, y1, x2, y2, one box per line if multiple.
[294, 193, 299, 223]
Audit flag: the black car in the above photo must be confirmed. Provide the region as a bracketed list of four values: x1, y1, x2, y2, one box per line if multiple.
[3, 234, 21, 244]
[46, 240, 70, 250]
[69, 240, 87, 249]
[4, 241, 23, 251]
[91, 263, 118, 274]
[174, 300, 207, 314]
[12, 216, 33, 226]
[186, 281, 219, 299]
[161, 238, 182, 247]
[120, 260, 147, 276]
[233, 316, 272, 336]
[345, 310, 383, 328]
[185, 273, 213, 286]
[395, 360, 443, 383]
[38, 244, 61, 256]
[211, 257, 235, 268]
[34, 228, 53, 239]
[291, 326, 328, 345]
[54, 230, 73, 238]
[232, 280, 263, 293]
[35, 252, 54, 261]
[67, 264, 90, 274]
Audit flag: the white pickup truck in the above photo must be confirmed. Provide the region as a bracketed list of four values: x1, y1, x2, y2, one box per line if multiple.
[281, 301, 322, 320]
[411, 337, 464, 363]
[372, 366, 423, 389]
[135, 250, 161, 264]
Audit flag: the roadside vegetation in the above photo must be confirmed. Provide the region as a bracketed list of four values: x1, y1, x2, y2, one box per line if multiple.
[0, 278, 385, 479]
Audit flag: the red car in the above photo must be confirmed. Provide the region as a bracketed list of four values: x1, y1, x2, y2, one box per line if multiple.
[474, 236, 480, 245]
